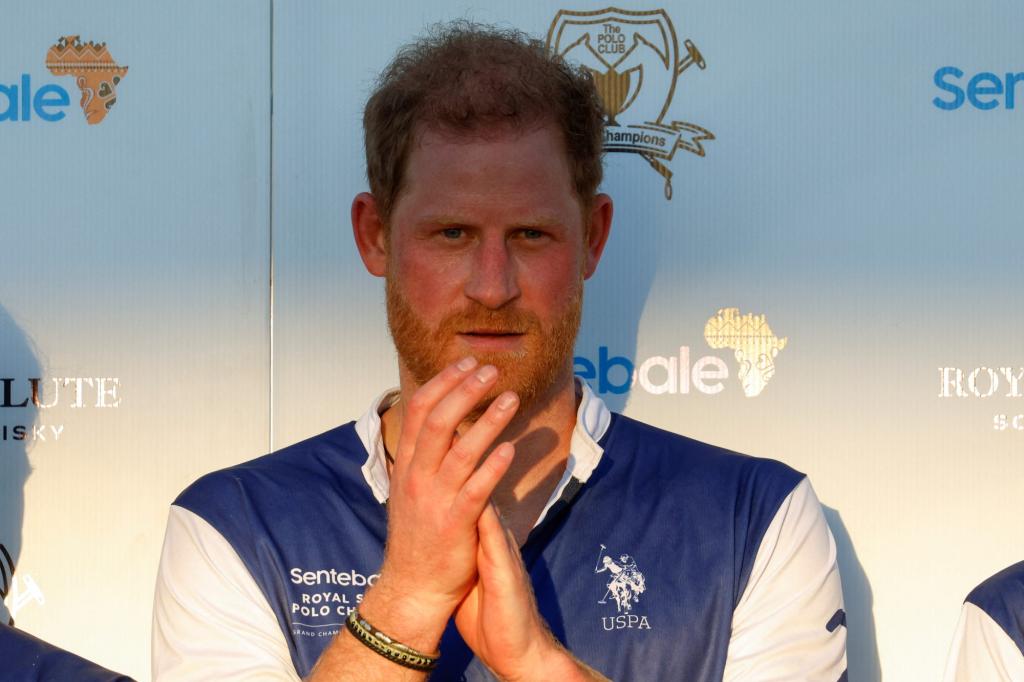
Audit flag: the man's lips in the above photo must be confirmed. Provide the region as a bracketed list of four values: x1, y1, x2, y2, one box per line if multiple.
[456, 330, 526, 349]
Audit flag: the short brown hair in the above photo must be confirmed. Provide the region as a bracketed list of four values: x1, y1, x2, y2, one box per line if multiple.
[363, 21, 606, 221]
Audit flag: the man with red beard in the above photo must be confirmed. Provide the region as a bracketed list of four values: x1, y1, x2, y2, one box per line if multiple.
[153, 24, 847, 681]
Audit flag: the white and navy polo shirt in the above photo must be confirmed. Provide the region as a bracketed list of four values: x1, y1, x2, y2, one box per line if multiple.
[0, 624, 133, 681]
[944, 561, 1024, 681]
[152, 382, 847, 681]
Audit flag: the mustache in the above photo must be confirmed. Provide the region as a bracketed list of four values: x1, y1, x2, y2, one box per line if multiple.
[438, 307, 542, 335]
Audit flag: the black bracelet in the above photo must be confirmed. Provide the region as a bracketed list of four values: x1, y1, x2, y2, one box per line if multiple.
[345, 608, 440, 672]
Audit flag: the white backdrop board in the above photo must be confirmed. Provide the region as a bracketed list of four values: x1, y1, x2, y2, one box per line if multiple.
[2, 1, 1023, 679]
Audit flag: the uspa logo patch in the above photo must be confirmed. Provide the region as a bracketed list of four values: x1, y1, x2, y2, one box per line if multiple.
[593, 544, 650, 630]
[547, 7, 713, 198]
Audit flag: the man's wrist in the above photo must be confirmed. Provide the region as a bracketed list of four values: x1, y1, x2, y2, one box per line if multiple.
[355, 576, 456, 654]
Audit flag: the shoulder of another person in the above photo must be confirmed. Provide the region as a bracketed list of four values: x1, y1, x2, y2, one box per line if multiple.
[965, 561, 1024, 651]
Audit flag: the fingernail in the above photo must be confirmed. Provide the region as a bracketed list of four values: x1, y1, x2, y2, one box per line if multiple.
[457, 356, 478, 371]
[475, 365, 497, 383]
[495, 392, 518, 410]
[495, 442, 514, 458]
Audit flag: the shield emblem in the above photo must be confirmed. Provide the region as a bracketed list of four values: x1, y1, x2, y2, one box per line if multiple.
[546, 8, 679, 126]
[546, 7, 712, 199]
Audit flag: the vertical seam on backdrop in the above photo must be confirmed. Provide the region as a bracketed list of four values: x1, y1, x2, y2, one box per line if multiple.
[268, 0, 275, 453]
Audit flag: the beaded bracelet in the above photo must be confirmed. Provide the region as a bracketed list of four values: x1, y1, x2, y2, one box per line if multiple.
[345, 608, 440, 672]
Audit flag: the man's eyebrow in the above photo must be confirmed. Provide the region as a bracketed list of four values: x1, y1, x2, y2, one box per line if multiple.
[419, 215, 566, 228]
[419, 215, 470, 227]
[512, 217, 565, 229]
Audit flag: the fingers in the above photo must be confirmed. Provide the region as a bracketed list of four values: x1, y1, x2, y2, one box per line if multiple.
[436, 390, 519, 488]
[410, 363, 505, 475]
[395, 356, 479, 475]
[451, 442, 515, 521]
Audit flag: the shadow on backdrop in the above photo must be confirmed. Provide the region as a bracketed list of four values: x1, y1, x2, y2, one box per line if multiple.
[0, 304, 135, 679]
[824, 505, 881, 681]
[575, 190, 661, 414]
[0, 303, 38, 628]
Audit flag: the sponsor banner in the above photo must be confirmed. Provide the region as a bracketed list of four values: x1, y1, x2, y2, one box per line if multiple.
[1, 1, 1022, 680]
[1, 35, 127, 125]
[576, 308, 786, 398]
[1, 3, 271, 678]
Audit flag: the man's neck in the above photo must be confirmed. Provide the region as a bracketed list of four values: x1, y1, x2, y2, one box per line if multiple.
[380, 372, 580, 545]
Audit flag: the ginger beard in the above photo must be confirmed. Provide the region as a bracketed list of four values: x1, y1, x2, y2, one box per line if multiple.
[386, 272, 582, 419]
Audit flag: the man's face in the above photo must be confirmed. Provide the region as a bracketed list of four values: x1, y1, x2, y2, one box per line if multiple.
[384, 123, 590, 413]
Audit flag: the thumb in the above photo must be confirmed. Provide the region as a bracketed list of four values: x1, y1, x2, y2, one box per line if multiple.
[478, 503, 512, 567]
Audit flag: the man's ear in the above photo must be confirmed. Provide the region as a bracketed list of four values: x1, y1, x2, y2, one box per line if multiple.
[352, 192, 388, 277]
[583, 193, 613, 279]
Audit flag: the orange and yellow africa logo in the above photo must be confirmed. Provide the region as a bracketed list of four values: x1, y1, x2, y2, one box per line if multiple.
[704, 308, 788, 398]
[45, 35, 127, 125]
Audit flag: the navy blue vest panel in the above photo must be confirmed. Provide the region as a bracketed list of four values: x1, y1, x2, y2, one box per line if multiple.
[966, 561, 1024, 658]
[0, 624, 135, 681]
[176, 413, 804, 681]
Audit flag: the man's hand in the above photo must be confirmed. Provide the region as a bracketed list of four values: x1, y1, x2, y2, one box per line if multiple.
[455, 505, 610, 682]
[361, 357, 520, 652]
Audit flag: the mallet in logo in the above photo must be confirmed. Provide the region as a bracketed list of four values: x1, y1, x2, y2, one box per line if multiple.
[547, 7, 714, 199]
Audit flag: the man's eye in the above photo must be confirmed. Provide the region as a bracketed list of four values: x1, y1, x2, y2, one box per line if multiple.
[521, 229, 545, 240]
[441, 227, 464, 239]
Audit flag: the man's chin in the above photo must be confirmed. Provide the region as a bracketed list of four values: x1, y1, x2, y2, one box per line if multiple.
[425, 350, 552, 414]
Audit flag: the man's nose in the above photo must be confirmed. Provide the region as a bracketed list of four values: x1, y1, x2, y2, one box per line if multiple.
[463, 237, 520, 309]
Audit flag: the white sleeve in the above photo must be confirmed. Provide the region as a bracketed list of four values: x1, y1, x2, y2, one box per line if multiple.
[152, 505, 300, 682]
[722, 477, 847, 682]
[943, 601, 1024, 682]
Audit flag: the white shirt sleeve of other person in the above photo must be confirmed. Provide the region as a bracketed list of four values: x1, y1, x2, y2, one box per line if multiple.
[943, 561, 1024, 682]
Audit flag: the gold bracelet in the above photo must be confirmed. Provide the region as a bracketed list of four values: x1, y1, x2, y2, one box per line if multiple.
[345, 608, 440, 671]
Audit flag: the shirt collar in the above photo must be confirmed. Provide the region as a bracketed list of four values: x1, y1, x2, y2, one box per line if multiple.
[355, 378, 611, 520]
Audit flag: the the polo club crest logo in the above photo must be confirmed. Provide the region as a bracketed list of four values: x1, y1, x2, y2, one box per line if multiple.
[547, 7, 714, 199]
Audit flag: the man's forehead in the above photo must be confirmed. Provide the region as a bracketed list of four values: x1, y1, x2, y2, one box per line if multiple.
[411, 116, 557, 148]
[392, 123, 582, 224]
[406, 120, 572, 175]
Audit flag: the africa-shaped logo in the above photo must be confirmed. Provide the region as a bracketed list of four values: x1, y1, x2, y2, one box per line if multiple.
[704, 308, 787, 397]
[45, 35, 127, 125]
[546, 7, 713, 199]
